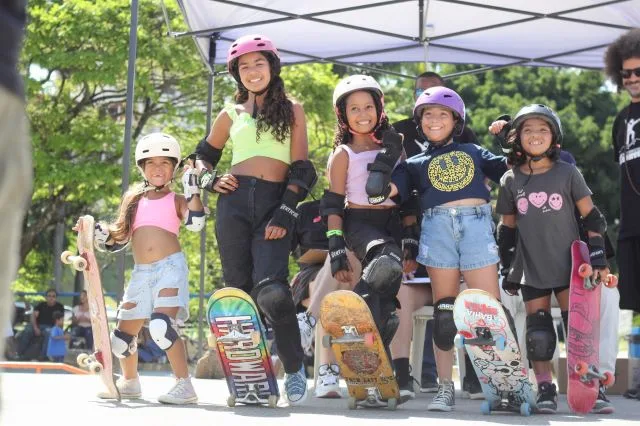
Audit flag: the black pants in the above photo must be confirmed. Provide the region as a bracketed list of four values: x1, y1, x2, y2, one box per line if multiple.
[215, 175, 303, 373]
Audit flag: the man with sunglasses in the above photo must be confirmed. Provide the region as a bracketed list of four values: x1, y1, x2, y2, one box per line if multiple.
[605, 28, 640, 400]
[15, 289, 64, 361]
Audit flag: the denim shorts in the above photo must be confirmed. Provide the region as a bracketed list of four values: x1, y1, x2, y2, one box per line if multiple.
[118, 251, 190, 322]
[417, 203, 499, 271]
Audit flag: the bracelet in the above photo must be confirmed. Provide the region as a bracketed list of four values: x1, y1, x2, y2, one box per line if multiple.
[326, 229, 343, 238]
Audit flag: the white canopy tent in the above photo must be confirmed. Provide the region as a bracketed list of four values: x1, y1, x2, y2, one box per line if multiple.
[117, 0, 639, 356]
[169, 0, 640, 76]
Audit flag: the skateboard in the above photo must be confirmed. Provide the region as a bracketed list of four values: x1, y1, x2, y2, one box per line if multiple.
[207, 287, 279, 407]
[567, 240, 617, 414]
[61, 215, 120, 400]
[453, 289, 535, 416]
[320, 290, 400, 410]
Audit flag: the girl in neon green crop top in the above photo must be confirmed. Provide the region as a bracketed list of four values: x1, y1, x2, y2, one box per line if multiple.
[194, 34, 317, 406]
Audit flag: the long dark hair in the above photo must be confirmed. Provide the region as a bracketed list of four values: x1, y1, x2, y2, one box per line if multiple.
[230, 52, 293, 143]
[604, 28, 640, 91]
[332, 89, 389, 149]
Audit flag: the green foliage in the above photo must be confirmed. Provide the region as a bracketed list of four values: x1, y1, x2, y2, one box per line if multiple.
[17, 1, 629, 309]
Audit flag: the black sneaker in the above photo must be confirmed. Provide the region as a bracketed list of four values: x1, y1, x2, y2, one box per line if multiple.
[462, 375, 484, 400]
[536, 382, 558, 414]
[420, 377, 438, 393]
[393, 358, 416, 402]
[623, 386, 640, 399]
[591, 385, 614, 414]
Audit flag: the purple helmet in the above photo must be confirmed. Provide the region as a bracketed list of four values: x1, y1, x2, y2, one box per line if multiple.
[413, 86, 465, 136]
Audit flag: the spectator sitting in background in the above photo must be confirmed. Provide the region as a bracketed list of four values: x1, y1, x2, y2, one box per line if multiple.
[137, 327, 166, 363]
[47, 311, 69, 362]
[71, 290, 93, 350]
[16, 288, 64, 361]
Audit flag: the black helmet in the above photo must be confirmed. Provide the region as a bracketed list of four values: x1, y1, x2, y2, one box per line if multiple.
[512, 104, 563, 144]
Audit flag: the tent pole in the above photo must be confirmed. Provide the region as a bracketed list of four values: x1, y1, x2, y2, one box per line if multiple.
[196, 34, 218, 360]
[422, 0, 431, 70]
[117, 0, 139, 303]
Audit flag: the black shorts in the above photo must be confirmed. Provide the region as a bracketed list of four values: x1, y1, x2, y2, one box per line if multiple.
[617, 237, 640, 312]
[343, 208, 402, 262]
[521, 285, 569, 303]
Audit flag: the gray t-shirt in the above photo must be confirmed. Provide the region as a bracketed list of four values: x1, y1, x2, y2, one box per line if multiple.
[496, 161, 592, 289]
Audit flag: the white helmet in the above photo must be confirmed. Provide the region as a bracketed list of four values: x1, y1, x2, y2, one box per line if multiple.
[135, 132, 181, 176]
[332, 74, 383, 107]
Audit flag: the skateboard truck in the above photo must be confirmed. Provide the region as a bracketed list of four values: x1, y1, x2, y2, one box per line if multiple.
[322, 325, 376, 348]
[456, 327, 508, 351]
[574, 362, 615, 386]
[216, 325, 261, 346]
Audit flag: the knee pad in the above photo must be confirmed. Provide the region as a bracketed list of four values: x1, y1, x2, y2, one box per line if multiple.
[433, 297, 457, 351]
[361, 244, 403, 298]
[525, 309, 556, 361]
[149, 312, 179, 350]
[253, 280, 296, 327]
[111, 329, 137, 359]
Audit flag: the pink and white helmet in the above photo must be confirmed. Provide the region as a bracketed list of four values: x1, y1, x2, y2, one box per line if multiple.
[135, 133, 181, 176]
[226, 34, 280, 73]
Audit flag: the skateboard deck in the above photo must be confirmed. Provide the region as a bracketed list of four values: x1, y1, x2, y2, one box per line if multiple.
[567, 240, 616, 414]
[207, 287, 279, 408]
[320, 290, 400, 410]
[61, 215, 119, 400]
[453, 289, 535, 416]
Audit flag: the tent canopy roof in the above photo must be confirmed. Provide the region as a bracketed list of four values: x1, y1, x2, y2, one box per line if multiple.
[172, 0, 639, 75]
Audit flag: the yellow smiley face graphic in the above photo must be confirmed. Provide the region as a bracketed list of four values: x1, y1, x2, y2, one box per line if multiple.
[428, 151, 474, 192]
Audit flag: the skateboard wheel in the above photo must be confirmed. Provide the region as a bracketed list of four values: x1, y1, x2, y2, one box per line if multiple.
[601, 371, 615, 387]
[60, 251, 73, 264]
[227, 395, 236, 407]
[363, 332, 375, 347]
[575, 361, 589, 376]
[494, 335, 506, 351]
[347, 396, 357, 410]
[268, 394, 278, 408]
[605, 274, 618, 288]
[520, 402, 531, 417]
[480, 400, 491, 415]
[88, 362, 103, 374]
[578, 263, 592, 278]
[387, 398, 397, 411]
[322, 334, 332, 349]
[77, 353, 90, 367]
[454, 334, 465, 349]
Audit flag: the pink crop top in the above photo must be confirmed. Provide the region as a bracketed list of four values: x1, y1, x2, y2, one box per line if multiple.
[342, 145, 396, 207]
[132, 192, 181, 235]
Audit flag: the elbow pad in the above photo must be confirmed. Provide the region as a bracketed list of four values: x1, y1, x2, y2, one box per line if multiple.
[185, 209, 206, 232]
[194, 138, 222, 168]
[287, 160, 318, 201]
[582, 206, 607, 235]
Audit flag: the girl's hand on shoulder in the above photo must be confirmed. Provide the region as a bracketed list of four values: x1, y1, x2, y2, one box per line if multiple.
[488, 120, 508, 135]
[213, 173, 239, 194]
[264, 224, 287, 240]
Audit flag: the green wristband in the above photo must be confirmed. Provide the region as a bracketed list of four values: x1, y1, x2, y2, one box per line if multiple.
[326, 229, 343, 238]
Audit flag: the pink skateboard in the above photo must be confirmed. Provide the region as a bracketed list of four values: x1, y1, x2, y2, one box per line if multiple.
[566, 240, 617, 414]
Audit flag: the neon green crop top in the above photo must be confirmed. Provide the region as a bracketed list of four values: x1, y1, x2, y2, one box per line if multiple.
[224, 104, 291, 166]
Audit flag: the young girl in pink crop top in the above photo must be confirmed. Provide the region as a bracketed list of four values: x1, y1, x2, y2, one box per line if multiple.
[81, 133, 204, 404]
[320, 75, 409, 361]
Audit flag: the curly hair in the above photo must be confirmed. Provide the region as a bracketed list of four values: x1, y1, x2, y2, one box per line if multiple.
[332, 89, 390, 149]
[505, 123, 560, 167]
[604, 28, 640, 90]
[230, 52, 294, 143]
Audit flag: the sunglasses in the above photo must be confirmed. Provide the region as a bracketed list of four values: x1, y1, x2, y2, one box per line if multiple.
[415, 88, 425, 98]
[620, 67, 640, 79]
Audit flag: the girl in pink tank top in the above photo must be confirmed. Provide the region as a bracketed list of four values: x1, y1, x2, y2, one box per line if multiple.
[80, 133, 204, 404]
[319, 75, 410, 374]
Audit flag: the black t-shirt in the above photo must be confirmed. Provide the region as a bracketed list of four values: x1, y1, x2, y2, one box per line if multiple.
[34, 301, 64, 327]
[612, 102, 640, 239]
[393, 117, 478, 158]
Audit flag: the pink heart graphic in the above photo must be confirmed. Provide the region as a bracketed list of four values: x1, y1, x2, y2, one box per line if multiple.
[528, 192, 547, 208]
[517, 198, 529, 215]
[548, 193, 563, 210]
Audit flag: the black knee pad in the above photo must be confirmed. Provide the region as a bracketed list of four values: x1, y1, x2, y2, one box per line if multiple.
[526, 309, 556, 361]
[252, 279, 296, 327]
[433, 297, 457, 351]
[361, 244, 403, 298]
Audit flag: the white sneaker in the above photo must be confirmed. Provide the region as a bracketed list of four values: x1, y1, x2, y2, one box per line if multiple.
[158, 377, 198, 405]
[427, 380, 455, 412]
[297, 312, 316, 356]
[98, 376, 141, 399]
[314, 364, 341, 398]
